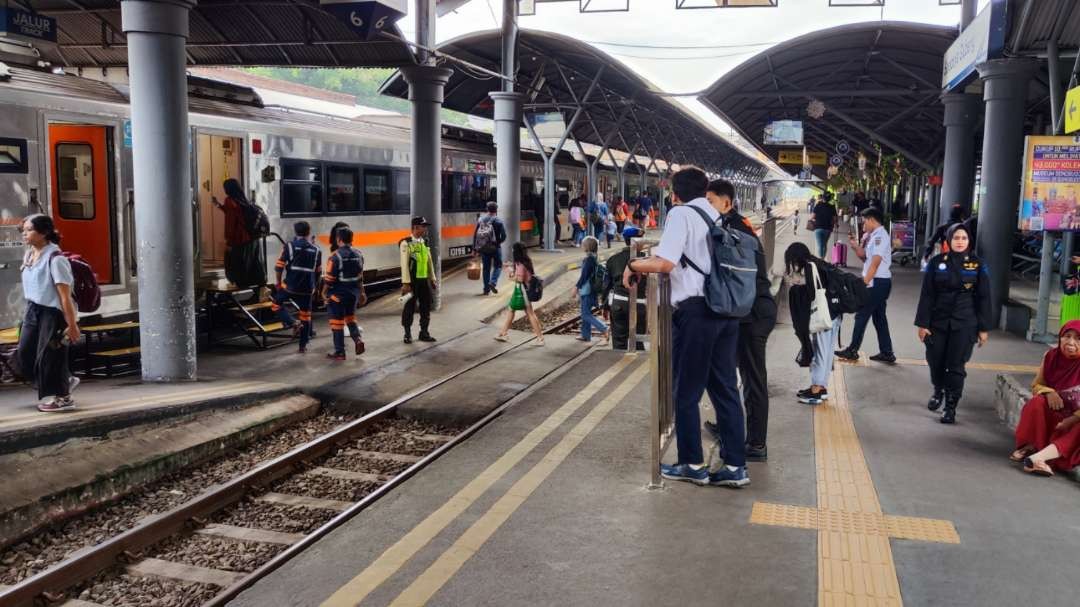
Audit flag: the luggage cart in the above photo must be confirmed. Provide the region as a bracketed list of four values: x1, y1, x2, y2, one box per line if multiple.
[890, 220, 917, 267]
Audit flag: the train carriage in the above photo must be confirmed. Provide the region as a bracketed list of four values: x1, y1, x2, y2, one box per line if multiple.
[0, 66, 586, 328]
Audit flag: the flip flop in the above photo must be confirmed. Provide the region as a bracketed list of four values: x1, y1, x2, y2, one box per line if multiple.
[1010, 446, 1035, 462]
[1023, 457, 1055, 477]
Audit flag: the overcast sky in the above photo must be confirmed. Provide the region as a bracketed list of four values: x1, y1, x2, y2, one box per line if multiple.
[399, 0, 990, 166]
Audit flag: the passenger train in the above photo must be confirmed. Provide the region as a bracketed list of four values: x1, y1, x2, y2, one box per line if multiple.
[0, 64, 659, 328]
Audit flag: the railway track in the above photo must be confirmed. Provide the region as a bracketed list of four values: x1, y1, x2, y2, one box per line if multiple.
[0, 330, 592, 607]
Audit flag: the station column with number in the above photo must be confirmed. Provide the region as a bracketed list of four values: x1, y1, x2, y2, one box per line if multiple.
[121, 0, 197, 382]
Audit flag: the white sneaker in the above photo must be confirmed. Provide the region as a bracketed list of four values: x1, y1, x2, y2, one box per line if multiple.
[494, 334, 510, 342]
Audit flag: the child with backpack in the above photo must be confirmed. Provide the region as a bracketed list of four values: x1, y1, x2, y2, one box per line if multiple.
[604, 213, 617, 249]
[16, 215, 82, 412]
[573, 237, 609, 344]
[493, 242, 544, 346]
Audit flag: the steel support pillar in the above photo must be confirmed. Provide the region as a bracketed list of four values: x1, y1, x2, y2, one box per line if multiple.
[491, 92, 524, 257]
[975, 58, 1038, 328]
[940, 94, 980, 219]
[122, 0, 196, 382]
[402, 66, 453, 307]
[1036, 231, 1057, 337]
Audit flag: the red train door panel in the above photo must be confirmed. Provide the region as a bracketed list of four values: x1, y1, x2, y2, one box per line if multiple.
[49, 124, 113, 283]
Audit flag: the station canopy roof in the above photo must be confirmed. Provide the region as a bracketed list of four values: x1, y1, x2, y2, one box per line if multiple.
[26, 0, 415, 68]
[381, 29, 768, 182]
[699, 22, 957, 180]
[1006, 0, 1080, 56]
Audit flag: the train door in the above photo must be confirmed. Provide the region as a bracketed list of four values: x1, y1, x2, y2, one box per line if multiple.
[48, 124, 114, 284]
[196, 133, 243, 274]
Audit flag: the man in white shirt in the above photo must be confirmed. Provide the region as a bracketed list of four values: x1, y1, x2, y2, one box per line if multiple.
[837, 207, 896, 363]
[622, 168, 749, 488]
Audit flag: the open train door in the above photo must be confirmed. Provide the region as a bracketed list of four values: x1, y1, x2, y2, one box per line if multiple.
[48, 124, 114, 283]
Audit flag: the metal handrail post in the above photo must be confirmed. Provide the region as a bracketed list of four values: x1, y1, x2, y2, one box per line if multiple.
[647, 271, 673, 490]
[627, 238, 659, 354]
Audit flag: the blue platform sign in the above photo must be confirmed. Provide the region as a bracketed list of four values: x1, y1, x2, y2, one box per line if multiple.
[320, 0, 406, 41]
[941, 0, 1006, 92]
[0, 6, 57, 44]
[122, 120, 132, 149]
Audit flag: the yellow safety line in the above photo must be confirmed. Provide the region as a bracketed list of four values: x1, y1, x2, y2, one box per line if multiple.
[0, 381, 278, 427]
[815, 366, 903, 606]
[319, 355, 639, 607]
[387, 371, 647, 607]
[893, 358, 1039, 373]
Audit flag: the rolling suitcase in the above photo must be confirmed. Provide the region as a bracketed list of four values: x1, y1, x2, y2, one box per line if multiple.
[831, 242, 847, 267]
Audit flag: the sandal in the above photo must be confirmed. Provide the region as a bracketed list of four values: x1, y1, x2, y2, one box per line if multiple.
[1023, 457, 1055, 477]
[1010, 446, 1035, 463]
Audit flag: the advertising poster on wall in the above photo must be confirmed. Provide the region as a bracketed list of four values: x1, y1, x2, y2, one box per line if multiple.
[890, 221, 915, 251]
[1017, 135, 1080, 231]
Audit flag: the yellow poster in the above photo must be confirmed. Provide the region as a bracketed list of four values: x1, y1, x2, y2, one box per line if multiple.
[1017, 135, 1080, 231]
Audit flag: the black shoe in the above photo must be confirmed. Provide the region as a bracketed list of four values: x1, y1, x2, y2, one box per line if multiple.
[403, 334, 413, 344]
[490, 285, 498, 295]
[418, 333, 437, 343]
[927, 389, 944, 412]
[869, 352, 897, 364]
[797, 387, 815, 398]
[835, 348, 859, 361]
[940, 393, 959, 424]
[745, 443, 768, 462]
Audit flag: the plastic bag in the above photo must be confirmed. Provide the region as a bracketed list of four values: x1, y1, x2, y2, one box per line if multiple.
[510, 284, 527, 311]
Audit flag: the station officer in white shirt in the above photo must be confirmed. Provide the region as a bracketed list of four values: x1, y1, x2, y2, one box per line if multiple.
[622, 168, 749, 488]
[836, 207, 896, 364]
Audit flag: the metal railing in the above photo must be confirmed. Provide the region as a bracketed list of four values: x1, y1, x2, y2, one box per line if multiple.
[625, 238, 675, 489]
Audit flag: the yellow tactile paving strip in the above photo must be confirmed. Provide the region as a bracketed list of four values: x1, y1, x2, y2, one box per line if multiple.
[750, 503, 960, 544]
[751, 366, 962, 606]
[893, 358, 1039, 373]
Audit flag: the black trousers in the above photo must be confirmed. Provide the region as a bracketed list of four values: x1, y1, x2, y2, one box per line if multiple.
[15, 302, 71, 400]
[672, 298, 743, 466]
[402, 279, 433, 335]
[739, 311, 776, 447]
[609, 295, 646, 351]
[924, 325, 977, 399]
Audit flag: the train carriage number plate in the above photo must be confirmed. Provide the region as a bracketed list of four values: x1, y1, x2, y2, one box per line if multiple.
[449, 245, 472, 257]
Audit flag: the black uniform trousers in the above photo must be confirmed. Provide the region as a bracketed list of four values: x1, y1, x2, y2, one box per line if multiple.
[609, 295, 646, 351]
[15, 302, 71, 400]
[924, 326, 978, 398]
[738, 310, 776, 447]
[402, 279, 433, 336]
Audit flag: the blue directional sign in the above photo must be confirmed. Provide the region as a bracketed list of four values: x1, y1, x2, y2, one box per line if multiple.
[320, 0, 406, 41]
[0, 6, 57, 44]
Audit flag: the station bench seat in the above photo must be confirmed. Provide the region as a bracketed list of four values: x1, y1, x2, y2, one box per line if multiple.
[81, 321, 140, 378]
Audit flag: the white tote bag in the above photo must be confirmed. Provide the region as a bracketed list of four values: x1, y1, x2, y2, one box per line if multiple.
[808, 263, 833, 334]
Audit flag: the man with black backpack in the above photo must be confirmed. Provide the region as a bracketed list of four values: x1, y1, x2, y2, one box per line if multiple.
[473, 202, 507, 296]
[622, 167, 752, 489]
[707, 180, 777, 463]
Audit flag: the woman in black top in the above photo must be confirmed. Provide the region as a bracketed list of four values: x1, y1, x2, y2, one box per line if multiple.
[914, 223, 991, 424]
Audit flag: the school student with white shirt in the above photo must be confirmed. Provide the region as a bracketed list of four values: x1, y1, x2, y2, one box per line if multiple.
[836, 207, 896, 364]
[622, 168, 749, 488]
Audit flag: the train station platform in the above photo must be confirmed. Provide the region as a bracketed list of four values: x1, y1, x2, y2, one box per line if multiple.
[0, 242, 616, 450]
[226, 218, 1074, 607]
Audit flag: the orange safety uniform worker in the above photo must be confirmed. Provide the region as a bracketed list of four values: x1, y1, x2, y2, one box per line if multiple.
[273, 221, 321, 353]
[322, 227, 366, 360]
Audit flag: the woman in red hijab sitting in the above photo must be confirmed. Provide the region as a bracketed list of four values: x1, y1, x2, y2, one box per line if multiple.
[1012, 320, 1080, 476]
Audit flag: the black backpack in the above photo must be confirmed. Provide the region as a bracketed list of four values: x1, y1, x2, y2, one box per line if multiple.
[680, 205, 758, 318]
[589, 260, 610, 296]
[237, 198, 270, 238]
[823, 264, 868, 314]
[526, 274, 544, 302]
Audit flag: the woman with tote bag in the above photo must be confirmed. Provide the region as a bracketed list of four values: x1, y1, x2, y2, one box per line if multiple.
[784, 242, 841, 405]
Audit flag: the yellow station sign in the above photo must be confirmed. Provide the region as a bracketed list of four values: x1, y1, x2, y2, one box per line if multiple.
[1066, 85, 1080, 135]
[777, 149, 827, 166]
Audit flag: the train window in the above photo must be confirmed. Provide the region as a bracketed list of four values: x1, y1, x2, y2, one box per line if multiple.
[281, 160, 322, 215]
[327, 166, 360, 213]
[0, 138, 27, 174]
[442, 173, 464, 211]
[393, 169, 410, 212]
[55, 143, 95, 220]
[363, 169, 393, 212]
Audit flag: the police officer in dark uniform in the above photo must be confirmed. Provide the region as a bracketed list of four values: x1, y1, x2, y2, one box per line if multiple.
[321, 227, 365, 361]
[604, 245, 647, 351]
[273, 221, 322, 353]
[707, 180, 777, 461]
[915, 223, 990, 424]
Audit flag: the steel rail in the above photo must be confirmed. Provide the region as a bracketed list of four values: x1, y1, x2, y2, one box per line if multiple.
[0, 335, 545, 607]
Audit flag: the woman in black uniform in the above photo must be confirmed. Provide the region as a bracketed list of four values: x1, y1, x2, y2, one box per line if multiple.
[914, 223, 991, 424]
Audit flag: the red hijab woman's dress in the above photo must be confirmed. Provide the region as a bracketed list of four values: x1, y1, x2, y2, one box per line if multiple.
[1015, 320, 1080, 471]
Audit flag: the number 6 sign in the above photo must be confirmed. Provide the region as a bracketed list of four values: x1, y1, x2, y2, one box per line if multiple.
[321, 0, 406, 41]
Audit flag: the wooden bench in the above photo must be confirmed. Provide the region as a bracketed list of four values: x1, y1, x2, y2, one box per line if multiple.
[81, 321, 140, 377]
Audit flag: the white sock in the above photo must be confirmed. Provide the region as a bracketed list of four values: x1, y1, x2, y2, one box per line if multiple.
[689, 464, 705, 470]
[725, 465, 740, 472]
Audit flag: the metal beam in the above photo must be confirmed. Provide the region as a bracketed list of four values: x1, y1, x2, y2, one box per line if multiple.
[727, 88, 939, 100]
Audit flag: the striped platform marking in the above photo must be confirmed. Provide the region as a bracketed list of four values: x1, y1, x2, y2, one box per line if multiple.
[750, 366, 960, 606]
[893, 358, 1039, 373]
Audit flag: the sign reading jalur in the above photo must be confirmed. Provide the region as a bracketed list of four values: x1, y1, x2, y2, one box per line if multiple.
[777, 149, 825, 166]
[0, 6, 56, 43]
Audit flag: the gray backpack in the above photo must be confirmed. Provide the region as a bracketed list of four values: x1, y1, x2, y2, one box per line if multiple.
[679, 205, 758, 318]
